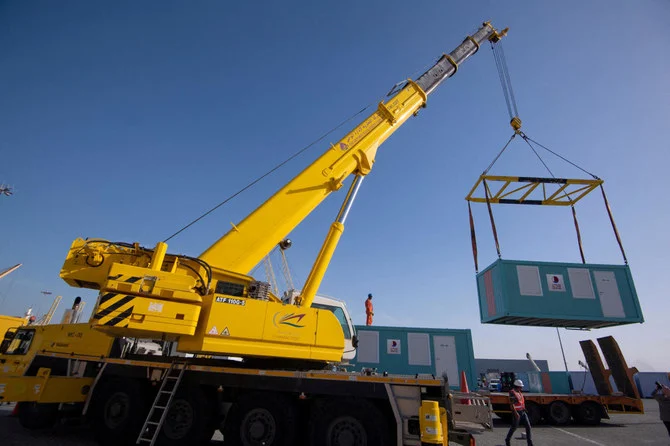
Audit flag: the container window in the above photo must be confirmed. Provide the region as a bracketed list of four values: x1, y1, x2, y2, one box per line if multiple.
[356, 331, 379, 363]
[517, 265, 543, 296]
[408, 333, 431, 366]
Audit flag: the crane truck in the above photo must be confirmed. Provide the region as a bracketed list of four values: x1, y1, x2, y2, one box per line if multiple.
[2, 21, 507, 446]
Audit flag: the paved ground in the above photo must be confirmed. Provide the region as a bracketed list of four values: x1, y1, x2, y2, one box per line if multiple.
[2, 399, 669, 445]
[468, 399, 669, 446]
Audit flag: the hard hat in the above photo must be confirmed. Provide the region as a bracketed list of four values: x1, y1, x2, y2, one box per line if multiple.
[514, 379, 524, 388]
[368, 293, 373, 298]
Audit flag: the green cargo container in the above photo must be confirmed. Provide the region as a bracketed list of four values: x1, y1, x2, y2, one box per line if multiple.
[477, 259, 643, 329]
[350, 325, 477, 390]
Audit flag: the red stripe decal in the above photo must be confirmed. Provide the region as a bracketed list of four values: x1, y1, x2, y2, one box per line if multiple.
[485, 270, 496, 316]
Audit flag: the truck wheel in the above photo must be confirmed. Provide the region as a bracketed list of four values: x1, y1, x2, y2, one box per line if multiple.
[17, 402, 59, 429]
[547, 401, 571, 425]
[575, 401, 602, 425]
[223, 392, 297, 446]
[309, 399, 390, 446]
[90, 378, 148, 446]
[157, 387, 215, 446]
[525, 401, 542, 425]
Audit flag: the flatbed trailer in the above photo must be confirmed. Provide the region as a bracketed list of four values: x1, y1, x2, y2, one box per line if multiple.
[488, 391, 643, 426]
[486, 335, 644, 426]
[1, 348, 491, 446]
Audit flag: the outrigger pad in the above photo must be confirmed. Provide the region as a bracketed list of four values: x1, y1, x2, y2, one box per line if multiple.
[477, 259, 643, 329]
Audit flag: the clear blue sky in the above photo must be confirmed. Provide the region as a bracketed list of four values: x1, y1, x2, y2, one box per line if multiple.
[1, 1, 668, 372]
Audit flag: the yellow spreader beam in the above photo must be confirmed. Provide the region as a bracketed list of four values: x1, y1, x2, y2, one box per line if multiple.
[466, 174, 603, 206]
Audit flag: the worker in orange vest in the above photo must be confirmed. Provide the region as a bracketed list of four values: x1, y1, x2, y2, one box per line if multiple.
[505, 379, 533, 446]
[365, 293, 374, 326]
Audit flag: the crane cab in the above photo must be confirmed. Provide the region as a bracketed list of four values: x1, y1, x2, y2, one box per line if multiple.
[282, 291, 358, 362]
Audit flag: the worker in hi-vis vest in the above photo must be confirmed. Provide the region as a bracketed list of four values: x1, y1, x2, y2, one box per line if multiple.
[505, 379, 533, 446]
[365, 293, 374, 326]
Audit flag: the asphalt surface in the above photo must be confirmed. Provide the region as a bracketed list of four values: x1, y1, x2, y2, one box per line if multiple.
[2, 400, 669, 445]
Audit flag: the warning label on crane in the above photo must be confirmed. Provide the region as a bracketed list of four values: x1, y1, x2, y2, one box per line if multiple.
[222, 327, 230, 336]
[208, 326, 219, 335]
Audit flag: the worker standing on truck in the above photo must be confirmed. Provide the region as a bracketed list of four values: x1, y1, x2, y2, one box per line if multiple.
[505, 379, 533, 446]
[365, 293, 374, 326]
[652, 381, 670, 436]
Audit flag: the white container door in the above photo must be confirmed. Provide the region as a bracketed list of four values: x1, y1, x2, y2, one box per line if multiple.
[433, 335, 459, 386]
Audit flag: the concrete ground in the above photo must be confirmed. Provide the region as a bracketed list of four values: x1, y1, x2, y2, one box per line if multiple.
[1, 399, 669, 445]
[468, 399, 669, 446]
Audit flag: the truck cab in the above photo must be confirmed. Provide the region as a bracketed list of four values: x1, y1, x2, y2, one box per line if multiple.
[282, 290, 357, 362]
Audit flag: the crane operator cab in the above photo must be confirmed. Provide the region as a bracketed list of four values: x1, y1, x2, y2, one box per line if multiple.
[282, 290, 357, 362]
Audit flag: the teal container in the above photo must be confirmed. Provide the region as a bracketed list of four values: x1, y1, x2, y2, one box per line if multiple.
[547, 372, 572, 394]
[477, 259, 643, 329]
[350, 325, 477, 390]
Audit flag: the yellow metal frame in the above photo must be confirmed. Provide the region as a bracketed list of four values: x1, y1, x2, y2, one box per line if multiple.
[465, 174, 603, 206]
[0, 368, 94, 403]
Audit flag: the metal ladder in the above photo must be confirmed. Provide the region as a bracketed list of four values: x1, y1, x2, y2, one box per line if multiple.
[82, 362, 108, 416]
[136, 363, 186, 445]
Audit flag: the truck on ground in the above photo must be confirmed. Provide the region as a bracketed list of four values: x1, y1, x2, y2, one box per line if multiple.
[485, 336, 644, 426]
[1, 20, 510, 446]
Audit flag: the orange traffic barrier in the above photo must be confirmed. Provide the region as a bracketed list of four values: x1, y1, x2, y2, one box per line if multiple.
[460, 370, 471, 405]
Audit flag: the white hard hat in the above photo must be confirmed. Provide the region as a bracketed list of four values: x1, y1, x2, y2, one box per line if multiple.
[514, 379, 524, 387]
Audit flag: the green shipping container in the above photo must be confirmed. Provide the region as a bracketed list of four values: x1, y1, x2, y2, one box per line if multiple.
[350, 325, 477, 390]
[477, 259, 643, 329]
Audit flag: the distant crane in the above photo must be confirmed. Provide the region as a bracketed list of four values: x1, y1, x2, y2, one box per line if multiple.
[36, 295, 63, 325]
[0, 264, 22, 280]
[261, 239, 295, 298]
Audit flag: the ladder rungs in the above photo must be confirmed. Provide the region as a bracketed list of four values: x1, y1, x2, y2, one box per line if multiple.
[135, 362, 186, 446]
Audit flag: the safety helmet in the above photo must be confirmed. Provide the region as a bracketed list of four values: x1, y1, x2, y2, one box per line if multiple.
[514, 379, 524, 388]
[368, 293, 373, 298]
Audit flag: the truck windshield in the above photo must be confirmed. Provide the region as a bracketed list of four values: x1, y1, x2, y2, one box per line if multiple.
[2, 329, 35, 355]
[312, 304, 351, 340]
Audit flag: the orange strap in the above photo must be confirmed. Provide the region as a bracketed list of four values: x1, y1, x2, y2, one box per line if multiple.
[571, 205, 586, 264]
[483, 178, 501, 259]
[468, 201, 479, 273]
[600, 185, 628, 265]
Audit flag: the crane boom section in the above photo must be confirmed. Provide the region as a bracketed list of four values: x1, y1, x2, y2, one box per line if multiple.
[200, 22, 502, 274]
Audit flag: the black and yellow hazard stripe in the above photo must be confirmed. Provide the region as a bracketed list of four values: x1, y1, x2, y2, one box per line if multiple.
[93, 292, 135, 327]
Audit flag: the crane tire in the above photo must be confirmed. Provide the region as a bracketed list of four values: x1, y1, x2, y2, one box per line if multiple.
[156, 386, 215, 446]
[90, 378, 148, 446]
[309, 398, 390, 446]
[223, 392, 297, 446]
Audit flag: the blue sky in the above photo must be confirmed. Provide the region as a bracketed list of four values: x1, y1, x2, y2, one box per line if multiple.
[1, 1, 668, 372]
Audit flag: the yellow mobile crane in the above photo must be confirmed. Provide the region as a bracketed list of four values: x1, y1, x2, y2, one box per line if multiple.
[60, 22, 508, 365]
[5, 21, 505, 446]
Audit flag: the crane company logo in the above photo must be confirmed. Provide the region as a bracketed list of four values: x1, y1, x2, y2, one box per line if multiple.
[273, 312, 306, 328]
[339, 142, 349, 150]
